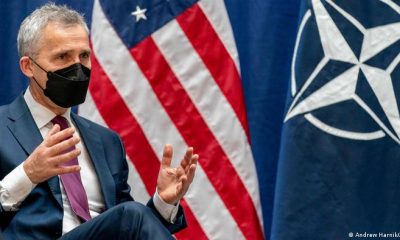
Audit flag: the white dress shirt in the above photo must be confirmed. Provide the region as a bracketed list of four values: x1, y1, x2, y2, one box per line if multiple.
[0, 88, 179, 234]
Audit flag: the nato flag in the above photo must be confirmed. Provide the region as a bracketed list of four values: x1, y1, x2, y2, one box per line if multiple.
[272, 0, 400, 239]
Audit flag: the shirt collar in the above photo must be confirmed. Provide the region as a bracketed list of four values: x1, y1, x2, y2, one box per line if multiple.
[24, 87, 72, 129]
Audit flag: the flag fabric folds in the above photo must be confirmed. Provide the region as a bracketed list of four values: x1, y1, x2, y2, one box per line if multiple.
[79, 0, 264, 239]
[272, 0, 400, 239]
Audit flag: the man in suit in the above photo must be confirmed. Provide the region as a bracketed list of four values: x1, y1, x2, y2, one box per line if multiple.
[0, 3, 198, 239]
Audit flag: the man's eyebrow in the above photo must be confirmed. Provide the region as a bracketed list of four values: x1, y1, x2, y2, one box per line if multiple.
[52, 49, 72, 55]
[52, 49, 91, 56]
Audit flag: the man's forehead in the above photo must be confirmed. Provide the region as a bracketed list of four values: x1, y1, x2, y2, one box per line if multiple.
[36, 23, 90, 55]
[43, 21, 87, 33]
[41, 23, 88, 40]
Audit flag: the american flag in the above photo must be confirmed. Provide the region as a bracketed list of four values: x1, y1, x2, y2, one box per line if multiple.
[79, 0, 264, 239]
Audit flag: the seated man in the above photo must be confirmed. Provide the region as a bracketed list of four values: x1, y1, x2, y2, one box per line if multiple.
[0, 3, 198, 239]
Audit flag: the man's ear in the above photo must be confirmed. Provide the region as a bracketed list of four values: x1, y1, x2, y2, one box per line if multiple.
[20, 56, 34, 78]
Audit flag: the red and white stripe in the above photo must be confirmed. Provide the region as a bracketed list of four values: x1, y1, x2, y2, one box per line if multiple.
[79, 0, 264, 239]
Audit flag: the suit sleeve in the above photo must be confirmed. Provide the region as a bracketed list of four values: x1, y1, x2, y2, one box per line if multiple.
[0, 164, 36, 212]
[147, 198, 187, 234]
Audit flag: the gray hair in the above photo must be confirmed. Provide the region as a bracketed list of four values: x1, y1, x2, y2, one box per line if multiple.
[17, 3, 89, 58]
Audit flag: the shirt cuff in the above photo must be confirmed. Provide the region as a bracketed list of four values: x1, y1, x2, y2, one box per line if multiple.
[153, 190, 180, 223]
[0, 163, 36, 211]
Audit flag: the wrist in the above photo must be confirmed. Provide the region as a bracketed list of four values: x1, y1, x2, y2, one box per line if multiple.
[23, 160, 38, 184]
[157, 190, 178, 205]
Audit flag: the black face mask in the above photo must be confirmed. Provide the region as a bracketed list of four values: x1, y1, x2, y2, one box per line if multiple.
[30, 58, 91, 108]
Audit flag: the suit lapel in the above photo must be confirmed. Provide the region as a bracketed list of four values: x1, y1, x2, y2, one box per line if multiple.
[7, 96, 43, 157]
[72, 114, 116, 208]
[7, 95, 63, 208]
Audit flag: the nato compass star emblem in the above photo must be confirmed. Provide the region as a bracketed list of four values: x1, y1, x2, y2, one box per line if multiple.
[285, 0, 400, 143]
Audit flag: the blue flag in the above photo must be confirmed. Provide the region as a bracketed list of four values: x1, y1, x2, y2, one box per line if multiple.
[225, 0, 301, 237]
[272, 0, 400, 239]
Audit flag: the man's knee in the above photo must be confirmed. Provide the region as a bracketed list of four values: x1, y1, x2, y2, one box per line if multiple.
[116, 201, 153, 220]
[115, 202, 173, 239]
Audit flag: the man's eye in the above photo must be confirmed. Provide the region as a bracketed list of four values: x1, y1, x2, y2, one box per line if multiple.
[58, 54, 66, 60]
[80, 52, 90, 59]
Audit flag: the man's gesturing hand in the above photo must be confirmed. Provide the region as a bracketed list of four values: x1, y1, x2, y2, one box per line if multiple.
[157, 144, 198, 205]
[23, 124, 81, 184]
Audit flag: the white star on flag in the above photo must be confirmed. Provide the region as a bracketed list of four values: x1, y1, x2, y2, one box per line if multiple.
[131, 6, 147, 22]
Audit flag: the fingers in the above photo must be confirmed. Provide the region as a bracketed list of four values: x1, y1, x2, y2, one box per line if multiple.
[46, 124, 61, 137]
[176, 147, 197, 178]
[180, 147, 193, 169]
[56, 165, 81, 175]
[24, 145, 81, 183]
[186, 154, 198, 183]
[44, 145, 81, 177]
[178, 156, 197, 187]
[176, 174, 190, 198]
[176, 152, 198, 196]
[157, 146, 198, 203]
[45, 127, 75, 147]
[175, 165, 186, 178]
[47, 136, 80, 157]
[53, 147, 81, 165]
[161, 144, 173, 168]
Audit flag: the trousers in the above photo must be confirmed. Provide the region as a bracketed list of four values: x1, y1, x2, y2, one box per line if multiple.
[60, 202, 175, 240]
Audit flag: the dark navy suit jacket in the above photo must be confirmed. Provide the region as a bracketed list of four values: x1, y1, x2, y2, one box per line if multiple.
[0, 95, 186, 239]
